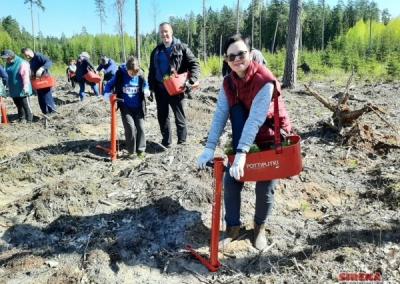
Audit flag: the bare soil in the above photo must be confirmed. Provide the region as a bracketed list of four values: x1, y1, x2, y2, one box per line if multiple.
[0, 78, 399, 284]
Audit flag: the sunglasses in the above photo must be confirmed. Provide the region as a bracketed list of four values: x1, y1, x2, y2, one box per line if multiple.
[225, 50, 248, 62]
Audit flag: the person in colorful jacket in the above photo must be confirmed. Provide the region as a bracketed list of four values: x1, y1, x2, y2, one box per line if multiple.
[0, 64, 8, 87]
[197, 34, 292, 250]
[148, 22, 200, 148]
[97, 56, 117, 82]
[1, 50, 33, 122]
[21, 48, 56, 115]
[75, 52, 99, 101]
[104, 56, 150, 158]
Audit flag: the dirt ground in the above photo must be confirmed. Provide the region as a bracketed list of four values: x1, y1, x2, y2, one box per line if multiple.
[0, 77, 399, 284]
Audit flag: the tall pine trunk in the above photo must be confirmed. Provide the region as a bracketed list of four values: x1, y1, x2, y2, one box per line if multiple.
[135, 0, 141, 63]
[282, 0, 302, 88]
[236, 0, 240, 33]
[271, 19, 279, 53]
[30, 1, 35, 51]
[251, 2, 255, 48]
[203, 0, 207, 61]
[321, 0, 325, 50]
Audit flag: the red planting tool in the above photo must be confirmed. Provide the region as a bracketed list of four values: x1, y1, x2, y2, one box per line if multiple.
[0, 97, 8, 124]
[186, 157, 225, 272]
[96, 94, 119, 161]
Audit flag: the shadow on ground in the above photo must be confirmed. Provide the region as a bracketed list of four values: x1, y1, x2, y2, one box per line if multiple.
[1, 197, 211, 273]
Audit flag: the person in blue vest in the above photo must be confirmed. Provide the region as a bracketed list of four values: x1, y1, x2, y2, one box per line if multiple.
[75, 52, 99, 101]
[97, 56, 117, 82]
[1, 50, 33, 122]
[21, 48, 56, 115]
[104, 56, 150, 159]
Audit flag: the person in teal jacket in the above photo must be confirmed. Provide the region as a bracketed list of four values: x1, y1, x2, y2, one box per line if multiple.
[1, 50, 33, 122]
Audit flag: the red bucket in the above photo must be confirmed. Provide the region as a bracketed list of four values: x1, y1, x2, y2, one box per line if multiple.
[163, 72, 187, 96]
[227, 94, 302, 181]
[84, 71, 101, 83]
[31, 76, 56, 90]
[228, 135, 302, 181]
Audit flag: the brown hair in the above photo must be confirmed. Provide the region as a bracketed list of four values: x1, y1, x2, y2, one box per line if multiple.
[126, 56, 140, 72]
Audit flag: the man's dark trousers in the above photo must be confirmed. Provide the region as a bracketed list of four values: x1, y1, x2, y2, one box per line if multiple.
[155, 83, 187, 146]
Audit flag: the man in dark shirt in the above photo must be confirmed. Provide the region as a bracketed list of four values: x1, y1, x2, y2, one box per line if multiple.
[148, 22, 200, 148]
[21, 48, 56, 114]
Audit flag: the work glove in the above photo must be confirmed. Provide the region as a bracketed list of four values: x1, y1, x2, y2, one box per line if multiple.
[103, 92, 112, 102]
[229, 152, 246, 180]
[197, 148, 215, 169]
[35, 67, 45, 78]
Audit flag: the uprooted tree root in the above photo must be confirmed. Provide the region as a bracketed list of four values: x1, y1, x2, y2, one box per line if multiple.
[343, 123, 400, 154]
[304, 73, 399, 152]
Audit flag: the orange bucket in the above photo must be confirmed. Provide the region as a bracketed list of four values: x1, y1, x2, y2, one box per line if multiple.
[228, 135, 302, 181]
[84, 71, 102, 83]
[227, 94, 302, 181]
[31, 76, 56, 90]
[163, 72, 187, 96]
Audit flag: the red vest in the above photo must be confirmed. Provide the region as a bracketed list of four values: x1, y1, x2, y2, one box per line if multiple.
[223, 61, 292, 144]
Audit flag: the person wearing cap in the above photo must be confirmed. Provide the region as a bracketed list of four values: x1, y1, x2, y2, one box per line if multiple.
[97, 56, 117, 82]
[1, 50, 33, 122]
[75, 51, 99, 101]
[21, 48, 56, 115]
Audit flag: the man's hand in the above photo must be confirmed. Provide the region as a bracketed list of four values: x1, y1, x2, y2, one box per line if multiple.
[229, 152, 246, 180]
[185, 80, 199, 91]
[35, 67, 45, 78]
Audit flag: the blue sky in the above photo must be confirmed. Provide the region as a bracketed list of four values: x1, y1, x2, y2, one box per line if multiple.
[1, 0, 399, 37]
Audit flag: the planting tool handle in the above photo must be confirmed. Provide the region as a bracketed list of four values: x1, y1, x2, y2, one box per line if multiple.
[273, 94, 282, 153]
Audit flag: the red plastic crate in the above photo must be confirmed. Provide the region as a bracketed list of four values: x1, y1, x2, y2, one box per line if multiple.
[227, 92, 302, 181]
[163, 72, 187, 96]
[31, 76, 56, 90]
[228, 135, 302, 181]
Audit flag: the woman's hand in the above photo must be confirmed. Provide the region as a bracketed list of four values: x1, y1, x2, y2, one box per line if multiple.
[197, 148, 215, 169]
[229, 152, 246, 180]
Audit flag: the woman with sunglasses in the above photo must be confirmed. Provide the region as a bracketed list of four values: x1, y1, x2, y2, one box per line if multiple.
[197, 34, 292, 250]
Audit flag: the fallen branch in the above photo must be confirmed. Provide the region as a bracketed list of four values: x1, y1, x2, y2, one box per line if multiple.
[338, 68, 355, 106]
[99, 199, 115, 206]
[304, 85, 336, 112]
[82, 232, 93, 266]
[368, 106, 399, 134]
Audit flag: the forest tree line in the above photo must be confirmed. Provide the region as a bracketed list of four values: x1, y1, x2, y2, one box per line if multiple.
[0, 0, 399, 78]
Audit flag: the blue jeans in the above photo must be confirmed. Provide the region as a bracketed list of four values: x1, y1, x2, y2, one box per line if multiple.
[224, 103, 277, 227]
[37, 88, 56, 114]
[79, 81, 99, 101]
